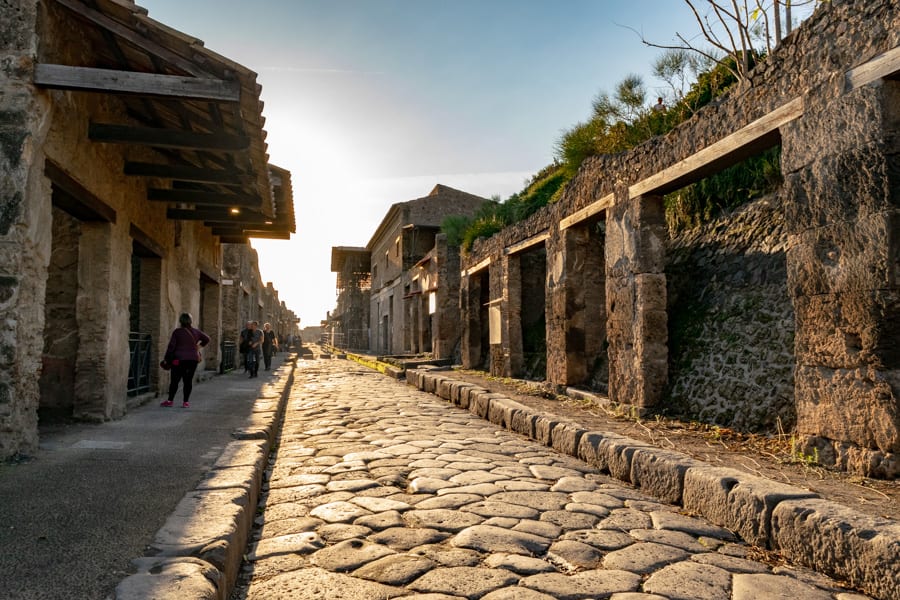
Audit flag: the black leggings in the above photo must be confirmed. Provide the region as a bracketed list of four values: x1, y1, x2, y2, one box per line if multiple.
[168, 360, 199, 402]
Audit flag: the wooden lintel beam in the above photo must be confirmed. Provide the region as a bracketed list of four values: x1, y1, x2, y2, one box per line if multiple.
[52, 0, 210, 77]
[89, 123, 249, 151]
[45, 159, 117, 223]
[34, 64, 240, 102]
[166, 208, 269, 222]
[125, 161, 251, 184]
[148, 188, 259, 207]
[246, 231, 291, 240]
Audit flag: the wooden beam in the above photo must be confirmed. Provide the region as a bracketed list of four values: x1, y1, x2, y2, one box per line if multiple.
[504, 232, 549, 256]
[89, 123, 249, 151]
[462, 256, 491, 278]
[629, 97, 804, 199]
[125, 161, 251, 185]
[218, 235, 248, 244]
[148, 188, 259, 207]
[846, 45, 900, 90]
[129, 223, 166, 258]
[166, 208, 271, 223]
[34, 64, 240, 102]
[246, 231, 291, 240]
[51, 0, 211, 77]
[560, 193, 614, 231]
[45, 159, 117, 223]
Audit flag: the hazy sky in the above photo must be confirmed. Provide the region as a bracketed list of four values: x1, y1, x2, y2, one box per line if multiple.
[140, 0, 709, 326]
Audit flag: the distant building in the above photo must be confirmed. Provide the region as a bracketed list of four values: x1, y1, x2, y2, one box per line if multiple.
[330, 247, 372, 350]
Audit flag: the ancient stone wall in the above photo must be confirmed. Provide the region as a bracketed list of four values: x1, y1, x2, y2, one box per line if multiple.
[666, 195, 795, 432]
[457, 0, 900, 475]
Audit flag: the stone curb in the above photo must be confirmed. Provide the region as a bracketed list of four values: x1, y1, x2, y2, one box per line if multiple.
[113, 358, 297, 600]
[404, 367, 899, 600]
[340, 350, 405, 379]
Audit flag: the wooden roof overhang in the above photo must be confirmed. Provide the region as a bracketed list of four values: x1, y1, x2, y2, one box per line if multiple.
[35, 0, 295, 243]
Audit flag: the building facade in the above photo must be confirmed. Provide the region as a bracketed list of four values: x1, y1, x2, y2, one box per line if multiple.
[1, 0, 295, 458]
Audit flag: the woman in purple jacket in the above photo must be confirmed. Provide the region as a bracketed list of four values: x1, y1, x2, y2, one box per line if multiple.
[161, 313, 210, 408]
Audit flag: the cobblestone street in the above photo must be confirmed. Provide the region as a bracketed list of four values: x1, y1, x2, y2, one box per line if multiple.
[232, 359, 871, 600]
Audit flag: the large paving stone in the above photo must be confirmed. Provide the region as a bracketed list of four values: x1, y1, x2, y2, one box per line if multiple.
[415, 493, 485, 510]
[461, 500, 541, 520]
[353, 554, 436, 586]
[642, 561, 732, 600]
[351, 496, 411, 513]
[404, 509, 484, 532]
[564, 502, 611, 518]
[547, 540, 603, 571]
[513, 519, 563, 540]
[691, 552, 772, 574]
[310, 538, 395, 572]
[628, 528, 711, 553]
[452, 524, 552, 555]
[248, 532, 325, 560]
[257, 516, 323, 538]
[317, 524, 373, 543]
[438, 482, 503, 495]
[490, 491, 569, 511]
[326, 478, 379, 493]
[408, 566, 520, 597]
[370, 527, 451, 551]
[569, 491, 624, 509]
[484, 553, 557, 575]
[602, 542, 691, 574]
[650, 510, 737, 541]
[561, 529, 635, 551]
[410, 544, 484, 567]
[540, 510, 601, 530]
[520, 570, 642, 599]
[354, 510, 406, 530]
[309, 501, 373, 523]
[529, 464, 584, 481]
[731, 573, 833, 600]
[450, 470, 507, 485]
[244, 566, 403, 599]
[408, 477, 459, 494]
[596, 508, 653, 531]
[551, 477, 598, 493]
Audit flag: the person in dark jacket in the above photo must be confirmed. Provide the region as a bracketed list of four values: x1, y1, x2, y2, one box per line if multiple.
[161, 313, 210, 408]
[245, 321, 263, 378]
[262, 322, 278, 371]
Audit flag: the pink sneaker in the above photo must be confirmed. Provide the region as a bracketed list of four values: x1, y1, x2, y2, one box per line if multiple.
[182, 401, 190, 408]
[160, 400, 173, 407]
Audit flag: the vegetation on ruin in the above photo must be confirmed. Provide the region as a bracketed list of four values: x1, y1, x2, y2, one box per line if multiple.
[444, 49, 780, 250]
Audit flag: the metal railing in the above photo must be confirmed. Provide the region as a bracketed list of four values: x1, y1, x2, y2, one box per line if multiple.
[220, 340, 237, 374]
[127, 332, 152, 397]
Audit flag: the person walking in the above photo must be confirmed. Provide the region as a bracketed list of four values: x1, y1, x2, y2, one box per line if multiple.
[262, 322, 278, 371]
[161, 313, 210, 408]
[245, 321, 263, 378]
[238, 321, 252, 372]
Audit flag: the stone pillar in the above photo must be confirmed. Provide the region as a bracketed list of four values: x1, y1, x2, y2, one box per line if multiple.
[74, 222, 124, 421]
[605, 195, 667, 409]
[0, 0, 51, 458]
[200, 278, 221, 369]
[782, 79, 900, 476]
[433, 235, 462, 360]
[460, 272, 481, 369]
[488, 261, 505, 377]
[501, 253, 523, 378]
[547, 222, 607, 386]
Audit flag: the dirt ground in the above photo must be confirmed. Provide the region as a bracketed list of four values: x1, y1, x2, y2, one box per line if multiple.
[445, 369, 900, 522]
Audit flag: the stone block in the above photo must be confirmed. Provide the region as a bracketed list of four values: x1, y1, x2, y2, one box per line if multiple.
[771, 498, 900, 600]
[597, 434, 653, 483]
[459, 386, 487, 410]
[794, 364, 900, 454]
[510, 407, 537, 438]
[450, 382, 475, 406]
[635, 273, 667, 312]
[577, 431, 609, 470]
[629, 448, 705, 504]
[149, 487, 252, 594]
[212, 440, 267, 471]
[469, 391, 498, 419]
[405, 369, 421, 389]
[786, 212, 900, 297]
[793, 291, 900, 371]
[115, 557, 221, 600]
[683, 466, 818, 547]
[533, 414, 560, 446]
[487, 396, 528, 430]
[437, 378, 453, 400]
[781, 81, 900, 174]
[549, 421, 585, 457]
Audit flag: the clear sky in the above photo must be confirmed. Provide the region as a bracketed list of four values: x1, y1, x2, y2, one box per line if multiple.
[140, 0, 709, 327]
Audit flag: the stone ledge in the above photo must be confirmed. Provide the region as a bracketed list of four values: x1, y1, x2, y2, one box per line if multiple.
[115, 557, 222, 600]
[771, 498, 900, 600]
[114, 361, 297, 600]
[398, 368, 900, 599]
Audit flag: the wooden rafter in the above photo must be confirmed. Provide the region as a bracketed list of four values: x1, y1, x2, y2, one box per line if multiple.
[125, 161, 251, 185]
[148, 188, 259, 207]
[34, 64, 240, 102]
[51, 0, 211, 77]
[89, 122, 249, 151]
